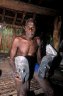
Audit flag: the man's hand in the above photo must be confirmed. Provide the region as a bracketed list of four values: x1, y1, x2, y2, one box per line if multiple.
[14, 72, 23, 82]
[14, 72, 19, 78]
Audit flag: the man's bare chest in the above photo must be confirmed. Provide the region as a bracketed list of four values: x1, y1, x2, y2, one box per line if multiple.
[18, 39, 37, 55]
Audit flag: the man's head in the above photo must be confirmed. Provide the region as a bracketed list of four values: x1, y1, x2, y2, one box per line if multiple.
[24, 18, 36, 39]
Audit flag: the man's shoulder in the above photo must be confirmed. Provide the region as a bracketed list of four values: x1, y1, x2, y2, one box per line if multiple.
[14, 36, 22, 40]
[13, 36, 22, 43]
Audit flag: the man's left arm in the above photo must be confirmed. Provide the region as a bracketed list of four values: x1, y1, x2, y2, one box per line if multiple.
[36, 37, 42, 64]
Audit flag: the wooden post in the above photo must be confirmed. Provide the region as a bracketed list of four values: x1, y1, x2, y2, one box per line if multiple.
[53, 16, 61, 51]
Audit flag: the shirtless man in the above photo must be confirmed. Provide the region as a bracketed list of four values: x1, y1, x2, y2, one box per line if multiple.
[10, 18, 41, 96]
[10, 18, 53, 96]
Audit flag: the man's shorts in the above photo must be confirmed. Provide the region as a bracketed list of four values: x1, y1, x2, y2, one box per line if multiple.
[15, 56, 37, 81]
[34, 63, 40, 72]
[15, 56, 29, 82]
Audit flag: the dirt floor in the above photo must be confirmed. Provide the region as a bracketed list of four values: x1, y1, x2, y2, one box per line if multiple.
[0, 56, 44, 96]
[0, 55, 63, 96]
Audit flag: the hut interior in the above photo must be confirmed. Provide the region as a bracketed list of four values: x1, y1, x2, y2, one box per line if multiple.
[0, 0, 63, 96]
[0, 0, 62, 53]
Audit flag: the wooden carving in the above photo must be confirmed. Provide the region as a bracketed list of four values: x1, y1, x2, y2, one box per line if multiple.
[53, 16, 61, 50]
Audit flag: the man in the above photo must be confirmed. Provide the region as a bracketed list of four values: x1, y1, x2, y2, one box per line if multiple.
[10, 18, 41, 96]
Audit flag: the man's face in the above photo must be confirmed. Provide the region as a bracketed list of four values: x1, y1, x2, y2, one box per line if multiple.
[24, 21, 36, 39]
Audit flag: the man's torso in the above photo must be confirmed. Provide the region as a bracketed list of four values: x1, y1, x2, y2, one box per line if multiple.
[16, 36, 38, 56]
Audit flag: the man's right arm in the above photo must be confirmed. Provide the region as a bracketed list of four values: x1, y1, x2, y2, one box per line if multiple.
[10, 38, 18, 73]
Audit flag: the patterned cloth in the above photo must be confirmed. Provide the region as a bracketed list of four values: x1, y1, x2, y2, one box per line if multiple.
[15, 56, 29, 82]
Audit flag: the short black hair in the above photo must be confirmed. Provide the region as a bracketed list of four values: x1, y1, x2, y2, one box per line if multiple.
[23, 18, 36, 26]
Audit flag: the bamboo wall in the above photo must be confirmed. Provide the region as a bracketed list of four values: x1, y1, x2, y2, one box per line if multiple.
[0, 25, 23, 53]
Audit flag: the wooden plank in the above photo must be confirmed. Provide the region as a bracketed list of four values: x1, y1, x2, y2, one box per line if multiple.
[0, 0, 58, 16]
[13, 12, 17, 25]
[21, 12, 26, 25]
[0, 22, 21, 28]
[2, 8, 5, 21]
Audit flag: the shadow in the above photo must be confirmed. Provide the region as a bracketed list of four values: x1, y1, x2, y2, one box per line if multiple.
[0, 69, 2, 76]
[36, 93, 44, 96]
[27, 91, 35, 96]
[0, 53, 9, 58]
[27, 91, 44, 96]
[53, 85, 63, 96]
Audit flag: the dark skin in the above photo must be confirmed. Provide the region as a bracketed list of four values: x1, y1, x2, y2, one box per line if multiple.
[10, 19, 41, 96]
[10, 18, 53, 96]
[10, 36, 40, 74]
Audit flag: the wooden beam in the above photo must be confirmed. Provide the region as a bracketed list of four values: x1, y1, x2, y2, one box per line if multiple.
[0, 22, 21, 28]
[2, 8, 5, 21]
[21, 12, 26, 25]
[13, 12, 17, 25]
[0, 0, 58, 16]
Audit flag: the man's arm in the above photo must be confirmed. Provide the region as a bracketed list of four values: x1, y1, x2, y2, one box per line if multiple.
[10, 38, 18, 73]
[37, 46, 42, 64]
[36, 37, 42, 64]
